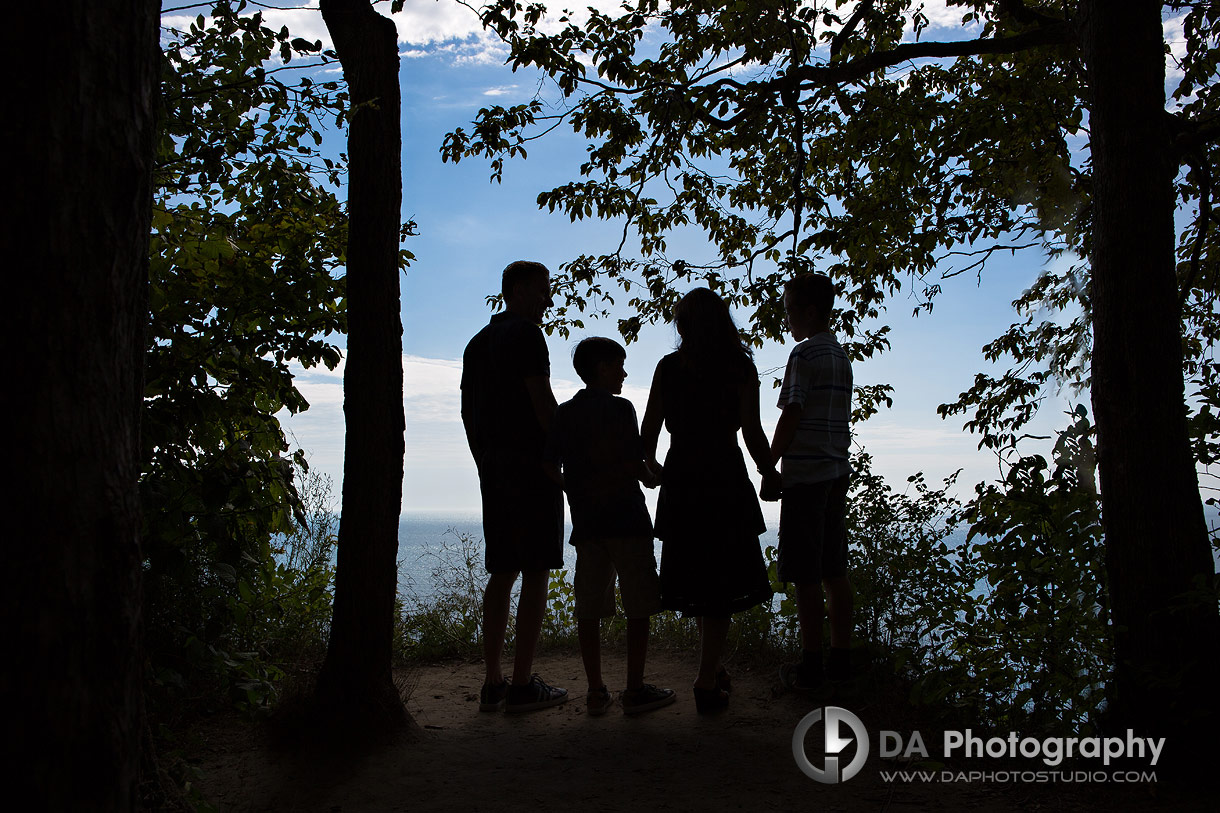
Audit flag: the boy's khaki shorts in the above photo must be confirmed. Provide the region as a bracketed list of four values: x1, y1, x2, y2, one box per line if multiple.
[574, 536, 662, 620]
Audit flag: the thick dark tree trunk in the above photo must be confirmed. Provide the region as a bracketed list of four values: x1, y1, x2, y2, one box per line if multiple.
[315, 0, 408, 729]
[7, 0, 159, 806]
[1082, 0, 1219, 749]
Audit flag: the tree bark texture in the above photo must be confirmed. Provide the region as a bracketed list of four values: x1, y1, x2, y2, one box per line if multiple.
[6, 0, 159, 806]
[315, 0, 408, 728]
[1081, 0, 1219, 745]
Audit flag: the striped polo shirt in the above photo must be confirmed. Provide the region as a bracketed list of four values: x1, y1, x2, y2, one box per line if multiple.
[776, 332, 853, 485]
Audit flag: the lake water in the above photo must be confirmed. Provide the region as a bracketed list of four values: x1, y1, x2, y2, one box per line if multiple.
[397, 508, 783, 602]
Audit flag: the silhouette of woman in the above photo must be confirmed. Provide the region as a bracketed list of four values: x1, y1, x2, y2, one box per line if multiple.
[641, 287, 779, 712]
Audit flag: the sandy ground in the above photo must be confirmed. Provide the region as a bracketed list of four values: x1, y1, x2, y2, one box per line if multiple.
[191, 652, 1208, 812]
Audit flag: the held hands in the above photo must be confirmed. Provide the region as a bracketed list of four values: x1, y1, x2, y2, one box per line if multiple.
[759, 469, 783, 502]
[642, 461, 664, 489]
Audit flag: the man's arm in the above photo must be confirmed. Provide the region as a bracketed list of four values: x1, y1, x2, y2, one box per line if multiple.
[459, 379, 481, 465]
[524, 375, 558, 432]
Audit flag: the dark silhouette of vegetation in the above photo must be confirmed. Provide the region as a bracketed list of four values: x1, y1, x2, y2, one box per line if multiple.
[146, 1, 350, 718]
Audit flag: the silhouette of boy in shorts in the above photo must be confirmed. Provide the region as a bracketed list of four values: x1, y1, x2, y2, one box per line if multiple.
[544, 337, 675, 715]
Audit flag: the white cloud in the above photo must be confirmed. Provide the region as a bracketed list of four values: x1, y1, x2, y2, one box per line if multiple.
[1163, 11, 1189, 81]
[482, 84, 520, 96]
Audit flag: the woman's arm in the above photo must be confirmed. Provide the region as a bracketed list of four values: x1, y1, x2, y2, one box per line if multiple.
[739, 378, 776, 473]
[640, 361, 665, 469]
[739, 366, 782, 499]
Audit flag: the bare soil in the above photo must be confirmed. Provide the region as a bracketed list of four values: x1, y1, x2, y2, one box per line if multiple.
[189, 652, 1208, 812]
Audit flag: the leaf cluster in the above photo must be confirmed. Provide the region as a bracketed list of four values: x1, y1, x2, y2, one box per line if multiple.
[145, 1, 353, 712]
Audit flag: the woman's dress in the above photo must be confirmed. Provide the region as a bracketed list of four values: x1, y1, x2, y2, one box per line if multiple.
[652, 351, 773, 616]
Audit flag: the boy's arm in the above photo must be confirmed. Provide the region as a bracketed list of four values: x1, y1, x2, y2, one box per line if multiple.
[770, 403, 804, 465]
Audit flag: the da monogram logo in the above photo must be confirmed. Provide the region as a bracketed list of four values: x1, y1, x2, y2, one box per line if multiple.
[792, 706, 870, 784]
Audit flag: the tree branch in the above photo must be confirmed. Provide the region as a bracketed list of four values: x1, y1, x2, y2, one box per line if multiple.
[789, 22, 1074, 89]
[830, 0, 875, 62]
[692, 22, 1075, 130]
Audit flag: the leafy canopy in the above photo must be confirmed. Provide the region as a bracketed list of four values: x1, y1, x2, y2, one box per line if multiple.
[444, 0, 1218, 456]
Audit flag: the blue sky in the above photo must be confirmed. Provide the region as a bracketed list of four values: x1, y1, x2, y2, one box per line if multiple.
[162, 1, 1197, 514]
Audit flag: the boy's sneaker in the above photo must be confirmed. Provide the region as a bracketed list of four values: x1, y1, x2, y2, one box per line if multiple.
[479, 678, 509, 712]
[586, 685, 615, 717]
[505, 674, 569, 713]
[827, 647, 853, 683]
[779, 662, 825, 693]
[621, 684, 677, 715]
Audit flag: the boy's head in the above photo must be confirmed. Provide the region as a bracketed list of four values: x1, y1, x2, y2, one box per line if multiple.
[572, 337, 628, 393]
[502, 260, 553, 324]
[783, 274, 834, 341]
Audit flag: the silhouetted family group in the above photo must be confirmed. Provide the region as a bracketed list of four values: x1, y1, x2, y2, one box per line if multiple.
[460, 261, 853, 716]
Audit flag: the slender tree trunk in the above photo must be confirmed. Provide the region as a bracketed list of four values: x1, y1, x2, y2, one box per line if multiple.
[315, 0, 408, 728]
[7, 0, 158, 805]
[1082, 0, 1219, 748]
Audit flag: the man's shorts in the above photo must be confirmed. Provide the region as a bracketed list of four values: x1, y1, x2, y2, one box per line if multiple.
[777, 474, 850, 584]
[480, 458, 564, 575]
[573, 536, 662, 620]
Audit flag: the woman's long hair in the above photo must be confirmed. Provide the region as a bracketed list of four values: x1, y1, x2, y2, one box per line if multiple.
[673, 287, 753, 369]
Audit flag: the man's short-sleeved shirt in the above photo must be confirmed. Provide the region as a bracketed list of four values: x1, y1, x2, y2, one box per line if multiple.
[461, 311, 550, 466]
[777, 332, 853, 486]
[544, 388, 652, 544]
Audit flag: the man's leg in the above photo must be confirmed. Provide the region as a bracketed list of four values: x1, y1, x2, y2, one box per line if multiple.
[483, 571, 519, 685]
[511, 569, 549, 685]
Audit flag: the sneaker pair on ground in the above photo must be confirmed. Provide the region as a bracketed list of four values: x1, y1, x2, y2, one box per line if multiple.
[586, 684, 676, 716]
[479, 674, 568, 713]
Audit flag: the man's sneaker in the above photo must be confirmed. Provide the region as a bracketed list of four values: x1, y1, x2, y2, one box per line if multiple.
[621, 684, 677, 715]
[586, 685, 614, 717]
[779, 662, 825, 693]
[505, 674, 569, 713]
[479, 678, 509, 712]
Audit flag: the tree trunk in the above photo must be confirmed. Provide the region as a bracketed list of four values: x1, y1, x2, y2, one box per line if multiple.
[315, 0, 409, 729]
[7, 0, 158, 806]
[1082, 0, 1219, 748]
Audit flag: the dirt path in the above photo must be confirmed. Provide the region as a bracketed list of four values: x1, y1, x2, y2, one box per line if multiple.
[192, 653, 1204, 812]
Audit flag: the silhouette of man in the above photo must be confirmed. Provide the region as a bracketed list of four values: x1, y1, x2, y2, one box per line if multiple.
[461, 260, 569, 712]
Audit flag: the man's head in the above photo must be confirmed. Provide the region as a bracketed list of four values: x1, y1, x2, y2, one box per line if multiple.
[572, 336, 627, 393]
[783, 274, 834, 341]
[502, 260, 553, 324]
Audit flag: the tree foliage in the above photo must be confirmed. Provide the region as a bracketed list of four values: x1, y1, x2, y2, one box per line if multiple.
[444, 0, 1217, 458]
[144, 0, 349, 701]
[444, 0, 1218, 733]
